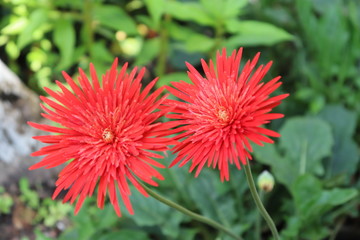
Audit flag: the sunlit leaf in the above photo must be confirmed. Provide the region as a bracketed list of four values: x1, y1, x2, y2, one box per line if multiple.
[53, 18, 75, 70]
[200, 0, 247, 20]
[144, 0, 165, 30]
[165, 1, 215, 26]
[168, 22, 215, 53]
[94, 5, 138, 35]
[134, 37, 160, 66]
[225, 20, 293, 47]
[17, 8, 47, 49]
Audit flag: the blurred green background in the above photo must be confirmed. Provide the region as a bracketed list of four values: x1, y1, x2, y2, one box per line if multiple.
[0, 0, 359, 240]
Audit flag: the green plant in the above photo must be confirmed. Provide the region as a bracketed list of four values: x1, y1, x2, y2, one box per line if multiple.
[0, 186, 14, 214]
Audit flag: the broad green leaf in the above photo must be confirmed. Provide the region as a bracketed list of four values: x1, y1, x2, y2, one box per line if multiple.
[254, 117, 333, 186]
[281, 216, 302, 239]
[165, 1, 215, 26]
[225, 20, 293, 46]
[178, 229, 198, 240]
[93, 5, 138, 35]
[318, 105, 359, 180]
[92, 204, 118, 230]
[98, 230, 150, 240]
[200, 0, 247, 20]
[185, 34, 215, 53]
[292, 174, 358, 223]
[157, 154, 195, 206]
[252, 143, 297, 185]
[169, 47, 205, 70]
[200, 0, 226, 20]
[66, 201, 97, 240]
[127, 189, 184, 238]
[223, 0, 248, 18]
[279, 117, 333, 176]
[168, 22, 215, 53]
[252, 142, 281, 166]
[318, 105, 357, 140]
[144, 0, 165, 30]
[156, 72, 189, 88]
[329, 138, 359, 178]
[53, 18, 75, 70]
[90, 41, 114, 74]
[134, 37, 160, 66]
[188, 170, 236, 226]
[1, 17, 28, 35]
[17, 8, 47, 49]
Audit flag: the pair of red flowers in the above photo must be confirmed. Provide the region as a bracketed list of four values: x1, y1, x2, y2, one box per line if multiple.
[29, 48, 288, 217]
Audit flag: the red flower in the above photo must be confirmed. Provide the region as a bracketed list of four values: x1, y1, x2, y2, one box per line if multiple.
[166, 48, 289, 181]
[29, 59, 176, 216]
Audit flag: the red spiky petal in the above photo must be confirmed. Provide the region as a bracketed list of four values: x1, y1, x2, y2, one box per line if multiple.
[166, 48, 289, 181]
[29, 59, 176, 216]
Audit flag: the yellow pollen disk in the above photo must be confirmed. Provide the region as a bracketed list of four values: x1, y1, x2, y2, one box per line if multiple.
[216, 107, 230, 123]
[102, 128, 115, 143]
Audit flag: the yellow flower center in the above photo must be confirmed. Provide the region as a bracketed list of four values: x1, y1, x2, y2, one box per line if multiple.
[216, 107, 230, 123]
[102, 128, 114, 143]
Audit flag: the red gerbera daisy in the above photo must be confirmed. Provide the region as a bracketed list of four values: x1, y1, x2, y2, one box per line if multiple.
[29, 59, 176, 216]
[166, 48, 289, 181]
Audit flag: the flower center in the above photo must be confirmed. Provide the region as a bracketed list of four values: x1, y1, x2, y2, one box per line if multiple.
[216, 107, 230, 123]
[102, 128, 114, 143]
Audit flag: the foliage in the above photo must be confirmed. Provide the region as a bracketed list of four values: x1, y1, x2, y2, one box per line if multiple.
[0, 0, 359, 240]
[19, 178, 72, 227]
[0, 186, 14, 214]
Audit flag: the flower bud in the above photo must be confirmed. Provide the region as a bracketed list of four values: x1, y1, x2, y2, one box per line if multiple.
[257, 170, 275, 192]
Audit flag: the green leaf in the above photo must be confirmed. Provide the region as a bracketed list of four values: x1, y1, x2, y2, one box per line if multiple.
[292, 174, 358, 222]
[127, 189, 184, 238]
[178, 229, 198, 240]
[254, 117, 333, 187]
[329, 138, 359, 178]
[169, 47, 205, 70]
[134, 37, 160, 66]
[168, 22, 215, 53]
[225, 20, 294, 47]
[1, 17, 28, 35]
[98, 230, 150, 240]
[318, 105, 357, 140]
[144, 0, 165, 30]
[252, 142, 282, 166]
[17, 8, 47, 49]
[90, 41, 114, 74]
[19, 178, 39, 209]
[279, 117, 333, 176]
[252, 143, 298, 188]
[165, 1, 215, 26]
[94, 5, 138, 35]
[223, 0, 248, 18]
[188, 170, 236, 226]
[53, 18, 75, 70]
[318, 105, 359, 180]
[157, 72, 189, 88]
[200, 0, 247, 20]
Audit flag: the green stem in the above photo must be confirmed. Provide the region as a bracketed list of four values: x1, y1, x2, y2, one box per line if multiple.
[255, 190, 264, 240]
[209, 20, 224, 59]
[329, 217, 345, 240]
[83, 0, 94, 58]
[155, 13, 171, 77]
[299, 140, 308, 175]
[244, 160, 279, 240]
[140, 183, 242, 240]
